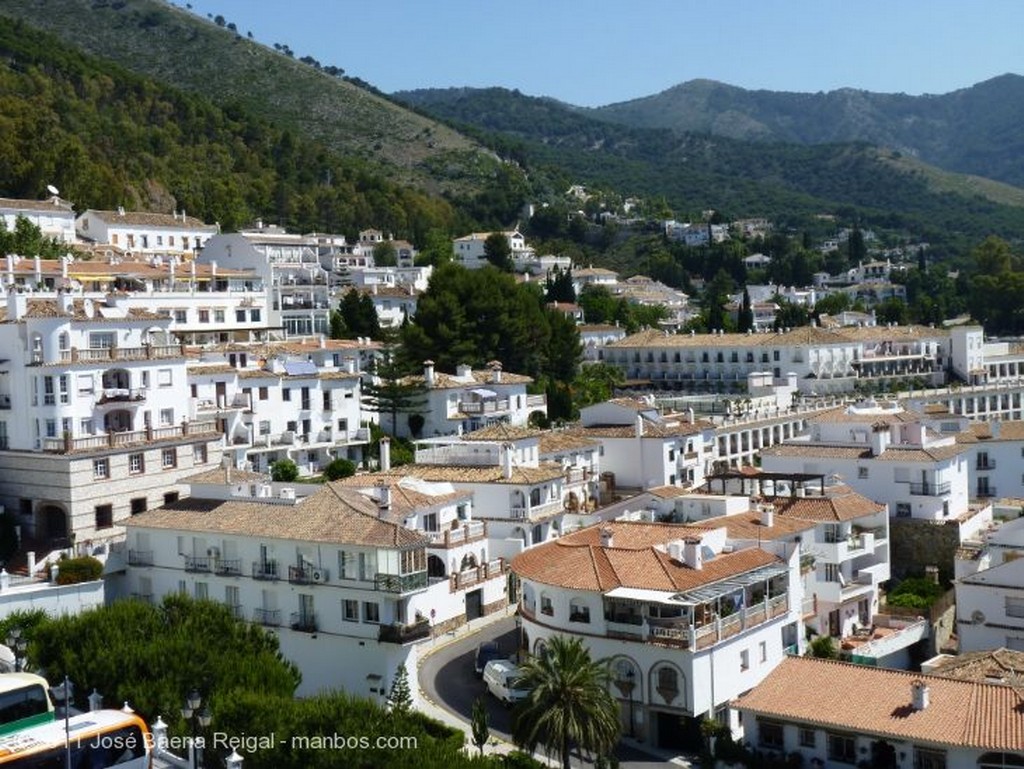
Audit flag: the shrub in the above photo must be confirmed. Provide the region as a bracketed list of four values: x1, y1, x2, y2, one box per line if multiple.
[323, 458, 356, 480]
[270, 459, 299, 482]
[55, 556, 103, 585]
[810, 636, 837, 659]
[887, 576, 943, 611]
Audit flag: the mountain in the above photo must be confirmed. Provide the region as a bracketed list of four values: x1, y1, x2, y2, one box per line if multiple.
[0, 0, 499, 195]
[587, 76, 1024, 188]
[394, 87, 1024, 242]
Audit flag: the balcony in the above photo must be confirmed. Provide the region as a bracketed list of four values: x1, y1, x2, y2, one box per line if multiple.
[526, 394, 547, 409]
[214, 559, 242, 576]
[252, 560, 280, 581]
[290, 612, 318, 633]
[976, 485, 997, 498]
[252, 608, 281, 627]
[0, 394, 10, 409]
[976, 458, 997, 471]
[458, 399, 510, 415]
[378, 618, 431, 645]
[184, 555, 211, 572]
[127, 549, 153, 566]
[287, 565, 328, 584]
[426, 521, 486, 548]
[909, 481, 951, 496]
[510, 499, 565, 521]
[42, 420, 220, 454]
[450, 558, 505, 593]
[96, 388, 147, 405]
[375, 570, 428, 594]
[58, 345, 185, 364]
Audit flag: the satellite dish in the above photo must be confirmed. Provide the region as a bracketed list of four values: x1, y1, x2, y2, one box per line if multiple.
[46, 184, 59, 196]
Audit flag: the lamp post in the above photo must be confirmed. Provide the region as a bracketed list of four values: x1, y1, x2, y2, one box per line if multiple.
[6, 627, 27, 672]
[514, 613, 523, 663]
[625, 667, 636, 739]
[181, 688, 212, 769]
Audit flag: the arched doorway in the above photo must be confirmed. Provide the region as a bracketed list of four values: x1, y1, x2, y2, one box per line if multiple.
[427, 554, 446, 579]
[36, 504, 68, 545]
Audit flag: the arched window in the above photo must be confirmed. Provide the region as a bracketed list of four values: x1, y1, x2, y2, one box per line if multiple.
[651, 663, 684, 707]
[540, 593, 553, 616]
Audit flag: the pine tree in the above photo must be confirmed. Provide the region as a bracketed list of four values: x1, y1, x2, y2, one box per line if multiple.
[738, 287, 754, 332]
[471, 696, 489, 756]
[361, 346, 426, 436]
[387, 665, 412, 715]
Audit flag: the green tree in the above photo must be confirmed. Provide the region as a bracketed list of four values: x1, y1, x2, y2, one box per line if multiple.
[338, 289, 382, 340]
[512, 635, 620, 769]
[471, 696, 490, 757]
[772, 297, 810, 330]
[810, 636, 837, 659]
[387, 665, 412, 715]
[270, 458, 299, 482]
[323, 457, 356, 480]
[577, 285, 618, 325]
[701, 270, 734, 332]
[374, 241, 398, 267]
[544, 267, 577, 304]
[483, 232, 513, 272]
[415, 229, 454, 267]
[328, 309, 347, 340]
[544, 310, 583, 386]
[571, 364, 624, 413]
[738, 287, 754, 333]
[362, 347, 426, 436]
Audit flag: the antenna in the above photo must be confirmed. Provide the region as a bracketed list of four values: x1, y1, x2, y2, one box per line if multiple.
[46, 184, 59, 196]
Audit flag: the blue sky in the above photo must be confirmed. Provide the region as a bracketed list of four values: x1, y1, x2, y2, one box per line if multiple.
[185, 1, 1024, 107]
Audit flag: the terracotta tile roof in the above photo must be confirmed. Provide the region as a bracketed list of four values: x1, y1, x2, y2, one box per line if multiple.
[86, 209, 216, 230]
[538, 432, 600, 454]
[760, 442, 965, 462]
[343, 479, 471, 520]
[579, 324, 625, 334]
[648, 485, 693, 499]
[511, 521, 781, 592]
[187, 364, 237, 375]
[957, 421, 1024, 443]
[929, 649, 1024, 687]
[1, 298, 166, 323]
[461, 424, 543, 442]
[337, 462, 566, 486]
[734, 656, 1024, 751]
[767, 491, 886, 522]
[571, 419, 711, 440]
[0, 196, 74, 213]
[686, 513, 816, 540]
[607, 324, 946, 350]
[405, 369, 533, 388]
[183, 467, 268, 484]
[126, 482, 426, 549]
[806, 404, 918, 424]
[184, 339, 380, 358]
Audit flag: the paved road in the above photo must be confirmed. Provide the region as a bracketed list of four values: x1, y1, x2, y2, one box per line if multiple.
[418, 617, 692, 768]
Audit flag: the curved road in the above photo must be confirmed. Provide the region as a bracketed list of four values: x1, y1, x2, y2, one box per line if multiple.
[418, 617, 686, 768]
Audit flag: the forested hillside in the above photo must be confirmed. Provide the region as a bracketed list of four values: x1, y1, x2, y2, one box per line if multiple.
[395, 87, 1024, 244]
[0, 20, 521, 238]
[0, 0, 503, 196]
[587, 76, 1024, 188]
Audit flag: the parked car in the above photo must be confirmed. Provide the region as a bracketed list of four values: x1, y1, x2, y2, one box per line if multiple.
[474, 641, 502, 677]
[482, 659, 529, 706]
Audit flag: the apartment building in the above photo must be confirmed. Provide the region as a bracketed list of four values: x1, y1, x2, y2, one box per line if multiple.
[1, 195, 77, 244]
[75, 208, 218, 259]
[512, 521, 802, 751]
[0, 294, 223, 546]
[452, 230, 534, 270]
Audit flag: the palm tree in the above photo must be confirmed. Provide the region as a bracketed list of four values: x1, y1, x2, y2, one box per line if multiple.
[512, 635, 621, 768]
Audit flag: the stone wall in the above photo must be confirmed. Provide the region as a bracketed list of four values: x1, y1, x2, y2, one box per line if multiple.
[888, 518, 961, 585]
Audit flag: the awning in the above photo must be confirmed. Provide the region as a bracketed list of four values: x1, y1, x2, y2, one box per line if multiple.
[675, 563, 789, 604]
[471, 388, 497, 398]
[283, 361, 318, 376]
[605, 587, 676, 603]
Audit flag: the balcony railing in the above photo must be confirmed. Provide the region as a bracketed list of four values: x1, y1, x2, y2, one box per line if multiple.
[976, 485, 997, 498]
[252, 608, 281, 627]
[252, 560, 280, 581]
[450, 559, 504, 593]
[57, 345, 185, 363]
[184, 555, 211, 572]
[976, 458, 997, 470]
[127, 549, 153, 566]
[458, 399, 510, 415]
[378, 618, 431, 645]
[214, 559, 242, 576]
[288, 565, 329, 584]
[97, 388, 147, 404]
[290, 612, 318, 633]
[426, 521, 486, 548]
[909, 481, 951, 496]
[42, 420, 220, 453]
[375, 570, 428, 594]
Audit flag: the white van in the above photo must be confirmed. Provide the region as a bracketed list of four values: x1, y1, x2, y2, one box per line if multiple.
[482, 659, 529, 705]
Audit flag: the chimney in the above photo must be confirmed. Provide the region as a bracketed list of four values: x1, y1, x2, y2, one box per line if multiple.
[490, 360, 502, 383]
[456, 363, 472, 379]
[687, 407, 695, 424]
[6, 291, 26, 321]
[60, 257, 69, 280]
[759, 503, 775, 528]
[635, 414, 644, 438]
[376, 480, 391, 516]
[869, 422, 891, 456]
[423, 360, 435, 388]
[117, 206, 125, 216]
[925, 565, 939, 585]
[211, 261, 218, 277]
[33, 256, 41, 282]
[59, 291, 73, 313]
[380, 436, 391, 472]
[600, 527, 614, 548]
[318, 334, 326, 349]
[682, 537, 703, 570]
[344, 358, 356, 374]
[991, 421, 1001, 439]
[501, 442, 514, 480]
[911, 680, 930, 711]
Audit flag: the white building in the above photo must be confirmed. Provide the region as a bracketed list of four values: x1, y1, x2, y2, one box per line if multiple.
[0, 294, 223, 547]
[734, 655, 1024, 768]
[955, 517, 1024, 653]
[75, 209, 218, 260]
[513, 520, 802, 751]
[579, 323, 627, 362]
[1, 196, 77, 244]
[452, 230, 534, 270]
[122, 471, 504, 697]
[398, 361, 547, 439]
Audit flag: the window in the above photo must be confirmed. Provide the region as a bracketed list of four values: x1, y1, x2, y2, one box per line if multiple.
[827, 732, 857, 764]
[858, 466, 869, 479]
[773, 350, 780, 361]
[157, 369, 173, 387]
[759, 641, 767, 662]
[282, 388, 291, 402]
[214, 309, 225, 323]
[45, 420, 57, 438]
[343, 599, 359, 622]
[43, 376, 55, 405]
[914, 748, 946, 769]
[129, 453, 144, 474]
[164, 491, 180, 505]
[259, 421, 271, 436]
[193, 444, 208, 464]
[130, 498, 147, 515]
[798, 728, 816, 748]
[540, 595, 553, 616]
[174, 309, 187, 323]
[93, 459, 109, 480]
[89, 332, 115, 349]
[198, 309, 210, 323]
[58, 375, 69, 404]
[358, 551, 377, 581]
[1006, 597, 1024, 619]
[825, 563, 841, 583]
[195, 582, 208, 600]
[362, 601, 380, 623]
[758, 719, 784, 749]
[160, 408, 174, 426]
[259, 387, 269, 401]
[236, 309, 247, 323]
[162, 448, 177, 468]
[338, 551, 354, 579]
[569, 600, 590, 623]
[323, 391, 332, 410]
[94, 504, 113, 529]
[250, 309, 261, 322]
[895, 502, 912, 518]
[740, 649, 750, 671]
[77, 374, 94, 395]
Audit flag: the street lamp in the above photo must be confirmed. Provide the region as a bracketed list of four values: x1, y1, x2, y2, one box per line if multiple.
[514, 613, 523, 662]
[6, 627, 27, 672]
[181, 689, 212, 769]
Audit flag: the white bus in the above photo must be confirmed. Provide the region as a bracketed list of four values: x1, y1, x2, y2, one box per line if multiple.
[0, 675, 54, 737]
[0, 709, 150, 767]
